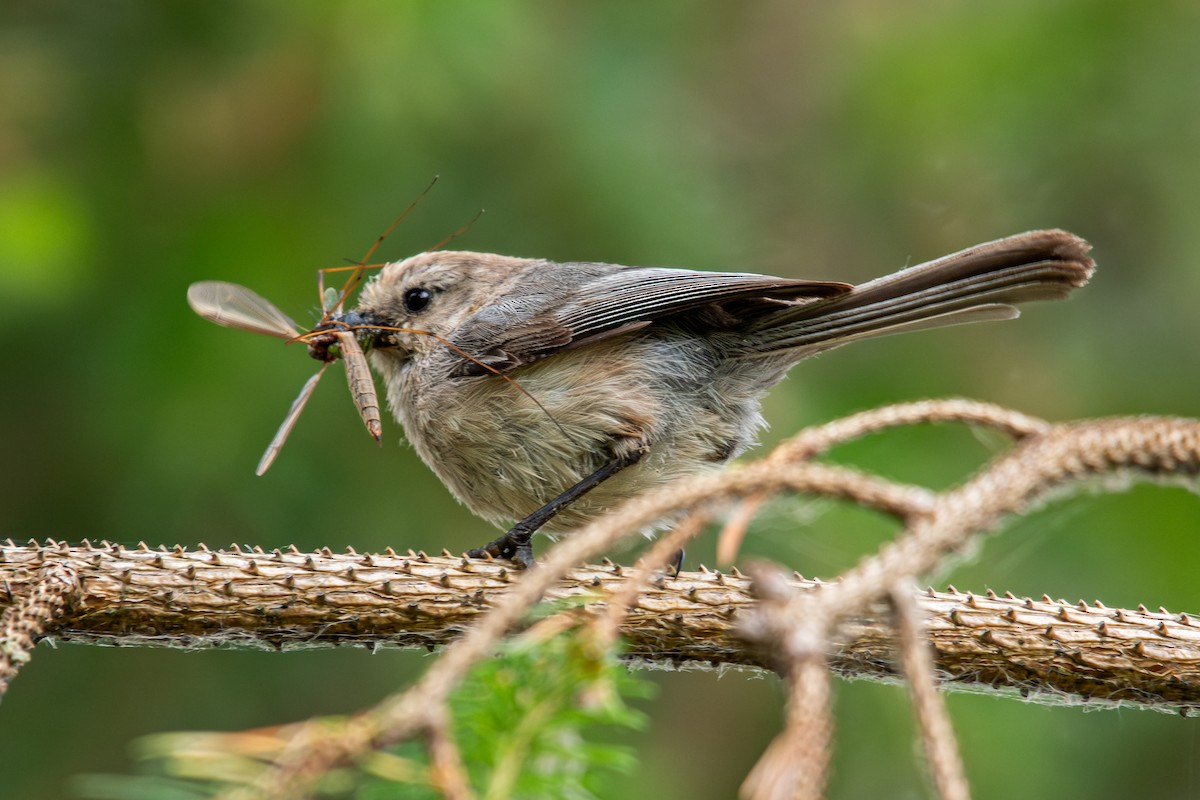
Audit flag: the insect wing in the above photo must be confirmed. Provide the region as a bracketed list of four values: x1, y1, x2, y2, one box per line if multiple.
[256, 363, 328, 476]
[188, 281, 301, 339]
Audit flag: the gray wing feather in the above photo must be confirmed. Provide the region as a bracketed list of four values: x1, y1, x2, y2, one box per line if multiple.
[554, 268, 849, 340]
[450, 264, 850, 375]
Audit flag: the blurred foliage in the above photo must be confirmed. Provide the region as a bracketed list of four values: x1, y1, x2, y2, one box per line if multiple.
[73, 631, 649, 799]
[1, 1, 1198, 798]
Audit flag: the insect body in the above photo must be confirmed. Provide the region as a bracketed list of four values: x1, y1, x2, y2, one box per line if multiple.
[187, 280, 381, 474]
[336, 329, 382, 442]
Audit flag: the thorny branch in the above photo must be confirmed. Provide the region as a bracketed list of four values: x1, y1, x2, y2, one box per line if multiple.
[739, 405, 1200, 800]
[7, 540, 1198, 703]
[2, 400, 1199, 800]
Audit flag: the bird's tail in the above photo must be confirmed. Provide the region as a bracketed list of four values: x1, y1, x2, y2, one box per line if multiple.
[741, 229, 1095, 356]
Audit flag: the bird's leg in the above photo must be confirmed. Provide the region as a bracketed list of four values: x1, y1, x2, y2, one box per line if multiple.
[467, 442, 649, 568]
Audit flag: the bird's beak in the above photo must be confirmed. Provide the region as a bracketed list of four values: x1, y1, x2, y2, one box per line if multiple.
[333, 309, 395, 349]
[306, 310, 392, 363]
[334, 309, 385, 333]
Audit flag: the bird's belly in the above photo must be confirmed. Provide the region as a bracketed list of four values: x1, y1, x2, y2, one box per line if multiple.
[395, 339, 734, 531]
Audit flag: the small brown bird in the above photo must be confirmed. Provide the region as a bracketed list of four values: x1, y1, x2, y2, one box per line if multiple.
[322, 230, 1094, 566]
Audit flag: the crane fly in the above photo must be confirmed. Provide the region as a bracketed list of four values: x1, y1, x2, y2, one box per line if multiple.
[187, 280, 382, 475]
[185, 179, 538, 475]
[189, 265, 566, 477]
[185, 178, 466, 474]
[186, 179, 454, 474]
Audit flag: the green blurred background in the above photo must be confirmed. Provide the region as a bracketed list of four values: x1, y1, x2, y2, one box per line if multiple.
[2, 2, 1199, 797]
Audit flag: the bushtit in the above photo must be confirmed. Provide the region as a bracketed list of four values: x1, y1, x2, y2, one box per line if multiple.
[319, 229, 1093, 566]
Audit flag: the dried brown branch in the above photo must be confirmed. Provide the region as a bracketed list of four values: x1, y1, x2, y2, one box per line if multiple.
[767, 397, 1052, 464]
[426, 707, 473, 800]
[246, 456, 945, 799]
[0, 560, 79, 701]
[739, 562, 832, 800]
[2, 540, 1198, 706]
[718, 398, 1045, 564]
[891, 581, 969, 800]
[3, 401, 1198, 799]
[736, 412, 1200, 800]
[783, 417, 1200, 636]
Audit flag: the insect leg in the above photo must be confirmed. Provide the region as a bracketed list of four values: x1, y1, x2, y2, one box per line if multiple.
[256, 363, 328, 476]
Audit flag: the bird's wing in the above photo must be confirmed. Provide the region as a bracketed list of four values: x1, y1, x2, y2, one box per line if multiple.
[449, 264, 851, 375]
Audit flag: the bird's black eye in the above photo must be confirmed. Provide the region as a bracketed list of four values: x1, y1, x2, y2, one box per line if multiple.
[403, 287, 432, 313]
